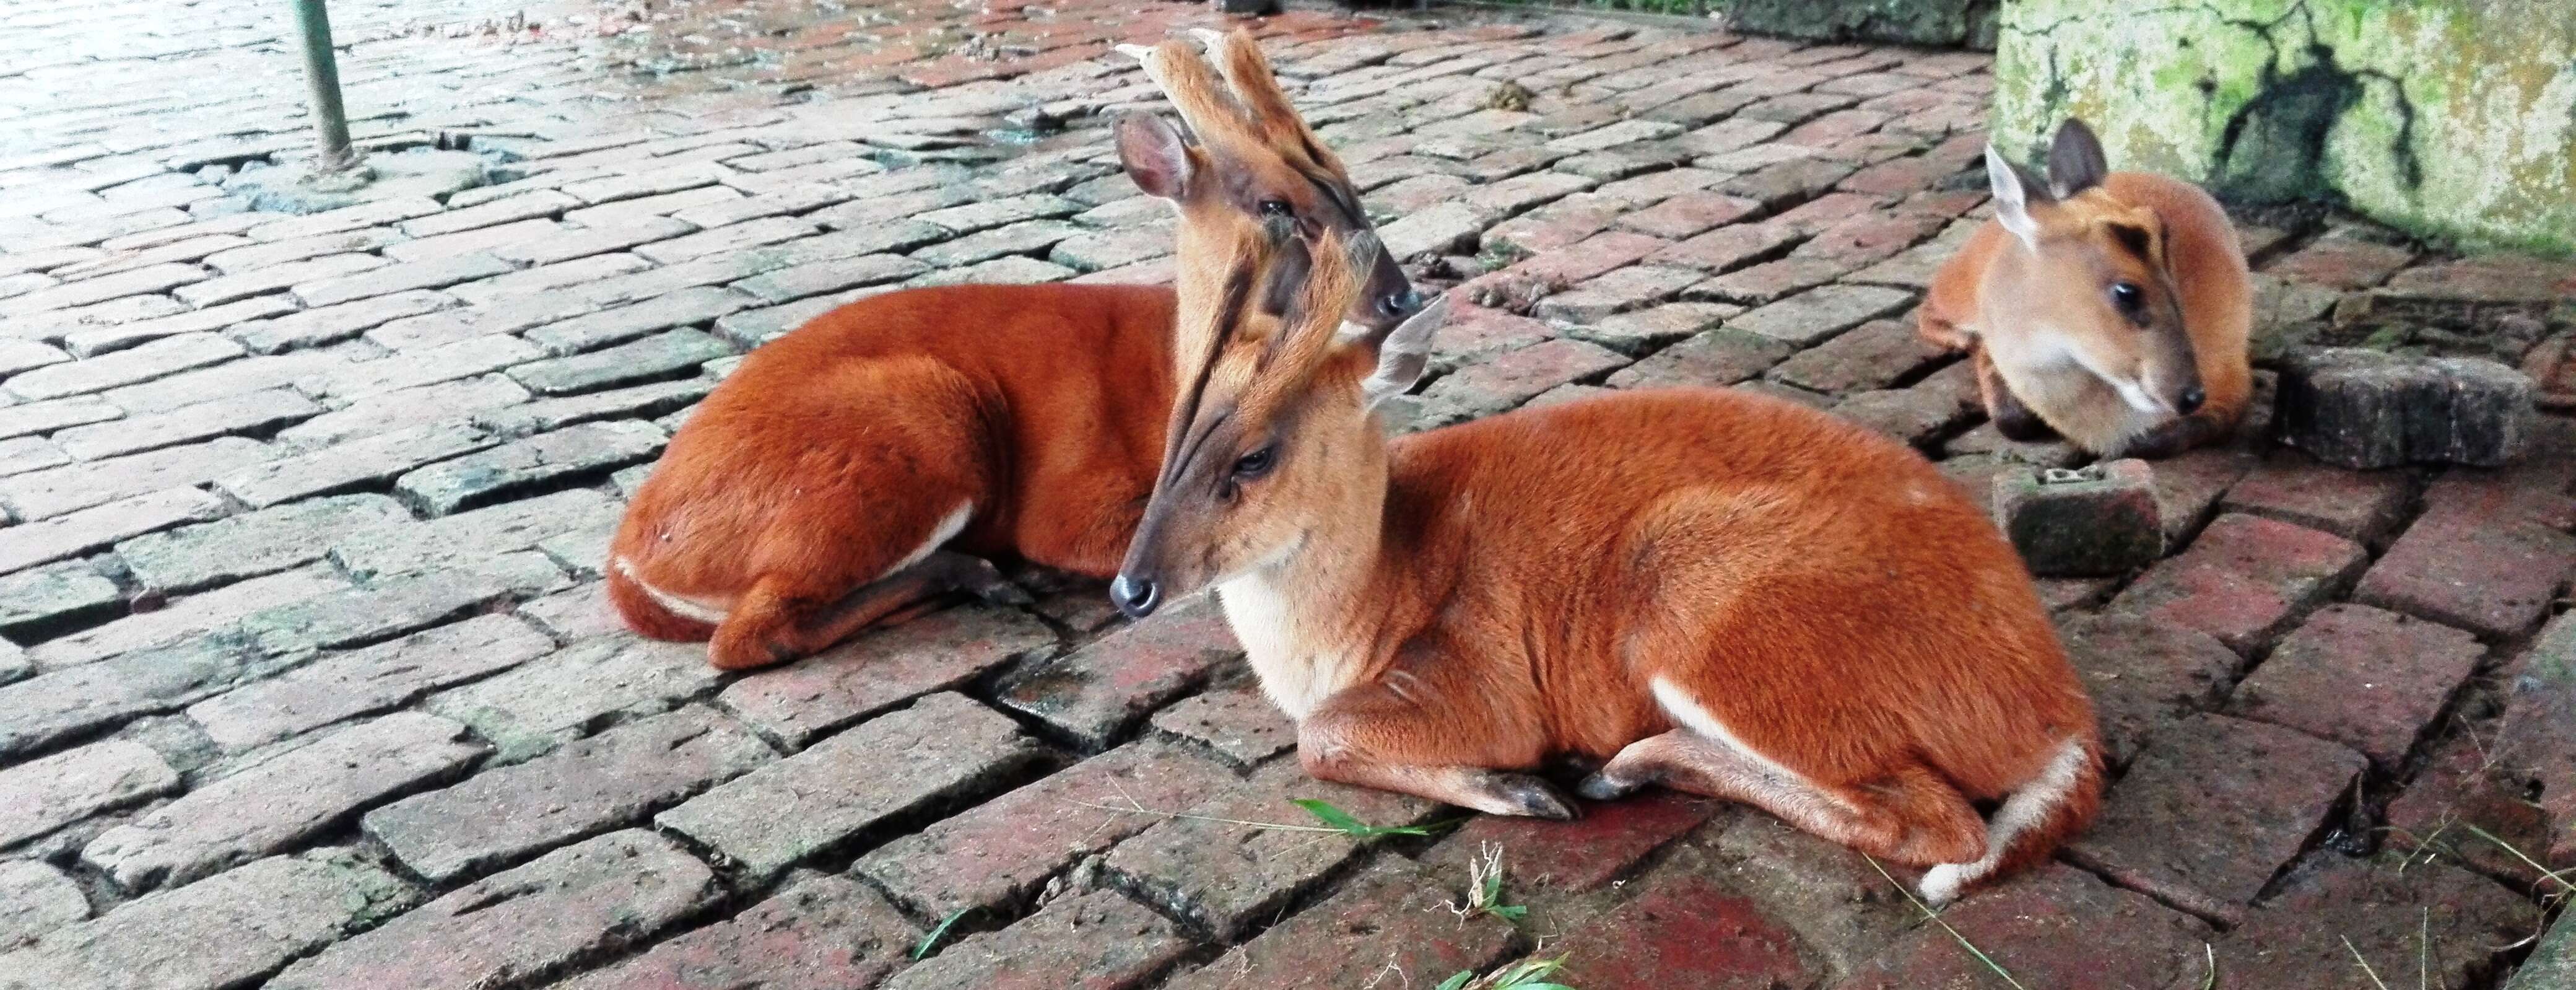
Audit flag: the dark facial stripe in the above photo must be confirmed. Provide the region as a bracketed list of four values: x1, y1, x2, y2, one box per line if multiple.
[1160, 259, 1256, 487]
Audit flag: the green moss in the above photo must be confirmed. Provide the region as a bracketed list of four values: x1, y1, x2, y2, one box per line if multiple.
[1993, 0, 2576, 257]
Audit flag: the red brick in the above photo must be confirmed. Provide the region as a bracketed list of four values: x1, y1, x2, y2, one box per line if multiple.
[2068, 714, 2366, 922]
[364, 706, 774, 882]
[549, 875, 918, 990]
[2356, 470, 2576, 639]
[1704, 813, 1920, 979]
[1165, 859, 1518, 990]
[2230, 604, 2482, 769]
[1609, 328, 1796, 390]
[2263, 236, 2414, 290]
[1424, 792, 1715, 893]
[1559, 872, 1813, 990]
[1102, 760, 1440, 939]
[1791, 211, 1946, 266]
[1532, 265, 1702, 322]
[716, 607, 1056, 748]
[1691, 256, 1852, 305]
[268, 831, 716, 990]
[1830, 362, 1980, 448]
[1766, 319, 1947, 394]
[2385, 732, 2569, 888]
[2108, 513, 2368, 654]
[2148, 445, 2256, 543]
[0, 860, 85, 948]
[997, 600, 1238, 751]
[1729, 284, 1913, 346]
[82, 711, 484, 891]
[658, 693, 1043, 880]
[2219, 450, 2414, 545]
[1148, 685, 1297, 769]
[2497, 611, 2576, 869]
[1617, 192, 1759, 240]
[1830, 865, 2208, 990]
[855, 740, 1234, 919]
[1416, 338, 1630, 427]
[1458, 231, 1671, 302]
[1650, 221, 1804, 273]
[1425, 302, 1552, 374]
[882, 891, 1189, 990]
[185, 613, 555, 751]
[2205, 856, 2535, 990]
[2, 853, 416, 990]
[2060, 614, 2237, 768]
[1837, 153, 1964, 196]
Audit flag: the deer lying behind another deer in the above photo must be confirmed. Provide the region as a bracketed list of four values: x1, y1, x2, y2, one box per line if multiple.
[1110, 40, 2104, 903]
[607, 28, 1416, 670]
[1918, 118, 2253, 458]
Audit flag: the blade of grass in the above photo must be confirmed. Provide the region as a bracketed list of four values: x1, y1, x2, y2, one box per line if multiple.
[2201, 943, 2216, 990]
[2343, 935, 2392, 990]
[913, 908, 971, 960]
[1862, 856, 2029, 990]
[2458, 823, 2576, 895]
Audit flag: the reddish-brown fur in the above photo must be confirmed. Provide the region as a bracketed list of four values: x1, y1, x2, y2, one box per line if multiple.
[607, 284, 1176, 670]
[1115, 212, 2104, 904]
[1919, 121, 2252, 458]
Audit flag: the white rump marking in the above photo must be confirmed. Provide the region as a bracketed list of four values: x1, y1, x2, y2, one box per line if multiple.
[882, 503, 973, 581]
[1918, 736, 2089, 905]
[1650, 678, 1811, 787]
[613, 556, 731, 624]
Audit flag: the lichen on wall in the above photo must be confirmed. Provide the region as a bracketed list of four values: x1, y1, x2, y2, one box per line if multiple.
[1994, 0, 2576, 257]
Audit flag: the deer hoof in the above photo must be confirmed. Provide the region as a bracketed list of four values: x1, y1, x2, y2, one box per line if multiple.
[1573, 771, 1642, 802]
[1484, 773, 1577, 820]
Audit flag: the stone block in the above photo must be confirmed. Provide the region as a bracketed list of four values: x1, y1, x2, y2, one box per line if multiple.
[0, 861, 87, 950]
[1, 852, 416, 990]
[994, 601, 1238, 751]
[2229, 604, 2483, 769]
[2274, 346, 2533, 468]
[1990, 460, 2163, 577]
[0, 738, 177, 849]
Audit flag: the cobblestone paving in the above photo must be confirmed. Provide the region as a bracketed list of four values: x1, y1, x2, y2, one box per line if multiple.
[3, 0, 2574, 986]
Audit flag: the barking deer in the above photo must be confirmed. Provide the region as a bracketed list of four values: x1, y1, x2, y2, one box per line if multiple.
[1103, 200, 2103, 903]
[1918, 118, 2253, 458]
[607, 28, 1412, 670]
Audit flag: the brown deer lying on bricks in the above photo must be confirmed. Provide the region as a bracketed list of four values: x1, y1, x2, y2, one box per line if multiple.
[1918, 118, 2253, 458]
[1104, 134, 2103, 901]
[607, 29, 1417, 670]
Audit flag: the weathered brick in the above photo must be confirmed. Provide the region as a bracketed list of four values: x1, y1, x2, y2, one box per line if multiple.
[2067, 713, 2365, 922]
[2108, 513, 2368, 654]
[227, 289, 453, 354]
[508, 329, 732, 396]
[0, 861, 86, 950]
[114, 493, 398, 594]
[658, 692, 1043, 880]
[221, 555, 560, 658]
[0, 262, 204, 317]
[326, 489, 609, 582]
[397, 190, 578, 239]
[1650, 221, 1806, 273]
[2275, 348, 2533, 468]
[1532, 265, 1702, 322]
[1103, 760, 1438, 939]
[885, 890, 1190, 990]
[101, 347, 352, 415]
[367, 706, 772, 882]
[1568, 300, 1738, 355]
[246, 196, 442, 242]
[276, 374, 529, 448]
[2149, 445, 2258, 543]
[51, 388, 318, 462]
[996, 602, 1237, 751]
[1149, 684, 1297, 769]
[2263, 235, 2413, 290]
[214, 421, 500, 507]
[0, 852, 416, 990]
[2209, 855, 2533, 990]
[1765, 318, 1946, 395]
[1830, 364, 1979, 447]
[1379, 201, 1490, 261]
[291, 252, 514, 309]
[1416, 338, 1629, 427]
[83, 711, 481, 890]
[380, 219, 561, 265]
[1728, 284, 1912, 347]
[1830, 864, 2207, 990]
[427, 637, 723, 764]
[915, 193, 1084, 235]
[172, 252, 385, 308]
[2059, 614, 2237, 768]
[0, 436, 274, 521]
[1427, 792, 1716, 896]
[1607, 328, 1796, 390]
[1991, 460, 2164, 577]
[1168, 860, 1518, 990]
[0, 559, 121, 640]
[0, 396, 125, 444]
[858, 739, 1234, 919]
[266, 830, 717, 990]
[4, 332, 240, 401]
[524, 286, 757, 356]
[0, 340, 70, 380]
[905, 255, 1075, 286]
[633, 216, 819, 265]
[728, 253, 926, 305]
[0, 636, 299, 757]
[0, 486, 226, 577]
[911, 219, 1085, 268]
[495, 217, 695, 266]
[718, 607, 1056, 749]
[393, 421, 653, 515]
[203, 227, 404, 275]
[1556, 870, 1816, 990]
[0, 738, 177, 849]
[2230, 604, 2483, 769]
[548, 874, 918, 990]
[2356, 468, 2576, 639]
[2384, 732, 2566, 888]
[185, 613, 552, 751]
[297, 333, 541, 403]
[62, 294, 297, 357]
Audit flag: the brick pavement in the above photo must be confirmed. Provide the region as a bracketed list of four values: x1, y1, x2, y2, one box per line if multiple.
[1, 0, 2572, 986]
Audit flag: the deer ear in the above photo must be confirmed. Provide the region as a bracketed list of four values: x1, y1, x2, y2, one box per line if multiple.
[1116, 114, 1192, 201]
[2047, 118, 2109, 199]
[1362, 292, 1447, 410]
[1985, 144, 2043, 250]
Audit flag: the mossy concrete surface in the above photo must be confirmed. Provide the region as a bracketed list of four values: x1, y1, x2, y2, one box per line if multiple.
[1725, 0, 2000, 48]
[1993, 0, 2576, 256]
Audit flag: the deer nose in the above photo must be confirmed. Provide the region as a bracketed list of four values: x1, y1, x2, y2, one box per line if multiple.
[2177, 386, 2206, 414]
[1110, 574, 1160, 619]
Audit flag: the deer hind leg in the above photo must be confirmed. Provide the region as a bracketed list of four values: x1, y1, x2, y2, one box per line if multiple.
[711, 547, 1022, 670]
[1299, 677, 1575, 820]
[1578, 682, 1985, 867]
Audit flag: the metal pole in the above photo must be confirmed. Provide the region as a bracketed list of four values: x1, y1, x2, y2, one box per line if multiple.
[292, 0, 359, 173]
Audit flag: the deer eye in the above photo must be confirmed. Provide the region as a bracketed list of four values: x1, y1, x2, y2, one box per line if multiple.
[1258, 198, 1293, 217]
[1230, 445, 1277, 480]
[2108, 281, 2144, 317]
